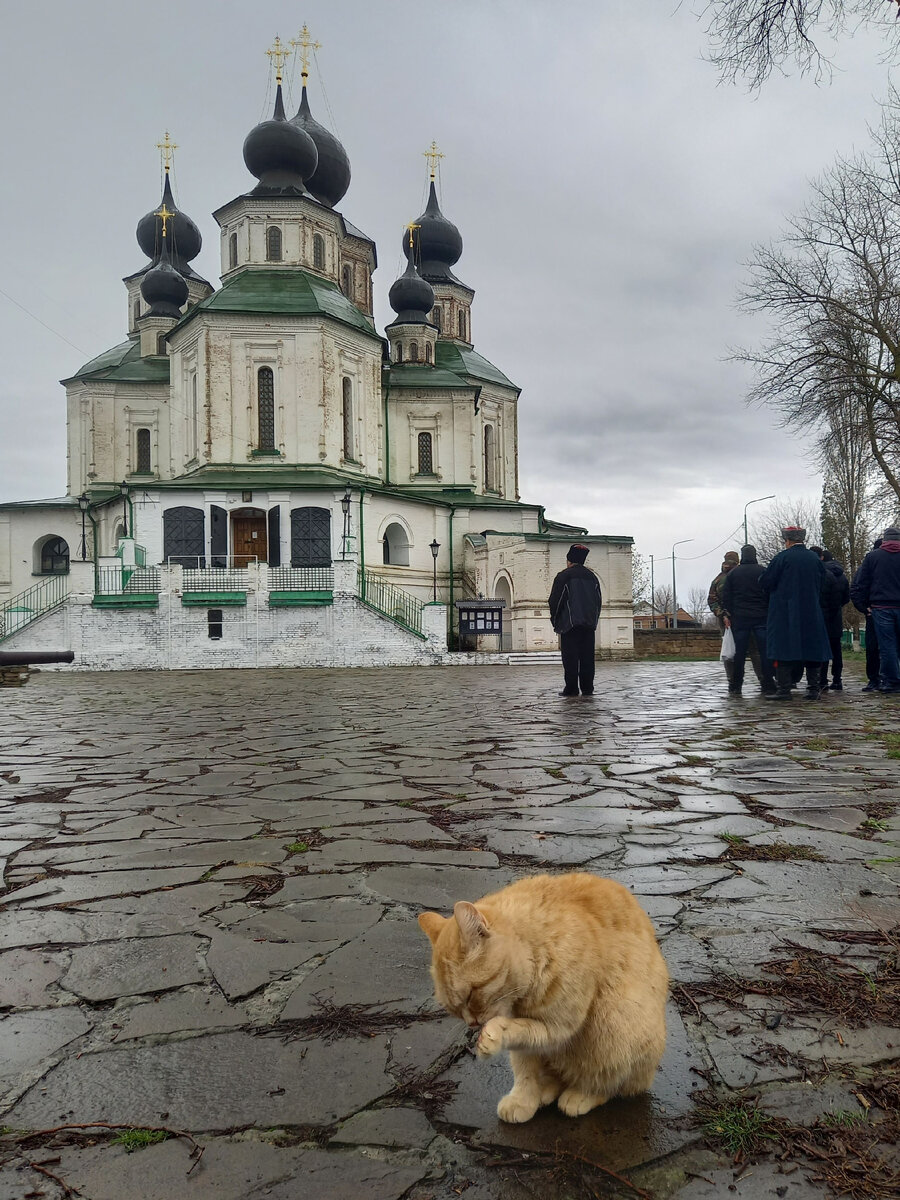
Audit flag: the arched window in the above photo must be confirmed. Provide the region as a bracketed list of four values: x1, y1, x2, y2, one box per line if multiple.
[458, 310, 467, 340]
[432, 307, 441, 333]
[190, 373, 199, 460]
[156, 332, 167, 355]
[417, 431, 433, 475]
[382, 521, 410, 567]
[410, 341, 418, 363]
[484, 424, 496, 491]
[266, 226, 282, 262]
[290, 507, 331, 566]
[229, 231, 238, 270]
[395, 343, 403, 363]
[38, 537, 69, 575]
[342, 377, 354, 461]
[341, 263, 353, 298]
[313, 233, 325, 270]
[132, 299, 140, 326]
[135, 428, 152, 474]
[425, 343, 433, 363]
[257, 367, 275, 451]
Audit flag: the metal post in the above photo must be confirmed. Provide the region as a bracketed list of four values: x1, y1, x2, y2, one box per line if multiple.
[430, 538, 440, 601]
[649, 554, 655, 628]
[671, 539, 693, 629]
[743, 494, 775, 547]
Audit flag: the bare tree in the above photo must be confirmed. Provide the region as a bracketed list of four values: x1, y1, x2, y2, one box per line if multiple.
[653, 585, 675, 623]
[749, 496, 822, 563]
[632, 550, 651, 608]
[819, 399, 875, 577]
[739, 96, 900, 506]
[686, 585, 710, 626]
[700, 0, 899, 88]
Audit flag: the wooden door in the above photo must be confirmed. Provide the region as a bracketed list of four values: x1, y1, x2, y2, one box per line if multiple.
[232, 516, 267, 567]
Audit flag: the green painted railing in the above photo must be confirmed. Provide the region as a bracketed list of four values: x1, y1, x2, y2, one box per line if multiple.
[358, 569, 426, 639]
[0, 574, 68, 643]
[96, 565, 161, 596]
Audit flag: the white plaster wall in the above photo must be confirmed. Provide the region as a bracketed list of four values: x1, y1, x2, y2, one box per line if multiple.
[66, 379, 170, 495]
[0, 507, 85, 601]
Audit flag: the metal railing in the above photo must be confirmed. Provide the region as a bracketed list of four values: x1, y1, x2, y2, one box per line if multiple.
[96, 565, 161, 596]
[267, 566, 334, 591]
[358, 569, 426, 639]
[0, 574, 68, 642]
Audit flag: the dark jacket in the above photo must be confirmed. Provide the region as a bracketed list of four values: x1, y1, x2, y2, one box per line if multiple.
[821, 559, 850, 635]
[759, 544, 831, 661]
[850, 542, 900, 611]
[548, 564, 602, 634]
[721, 563, 768, 627]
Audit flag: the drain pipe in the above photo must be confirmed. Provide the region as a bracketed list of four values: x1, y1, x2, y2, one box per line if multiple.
[448, 505, 454, 648]
[359, 486, 366, 601]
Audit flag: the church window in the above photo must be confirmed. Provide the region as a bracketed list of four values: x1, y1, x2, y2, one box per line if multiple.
[257, 366, 275, 451]
[39, 537, 69, 575]
[417, 432, 433, 475]
[341, 263, 353, 298]
[163, 506, 205, 567]
[313, 233, 325, 270]
[410, 341, 418, 362]
[433, 307, 441, 332]
[382, 521, 410, 567]
[484, 424, 496, 491]
[132, 299, 140, 326]
[425, 343, 432, 363]
[135, 428, 152, 474]
[157, 332, 167, 355]
[458, 310, 467, 340]
[395, 343, 403, 363]
[189, 372, 199, 460]
[341, 377, 354, 460]
[229, 231, 238, 270]
[266, 226, 283, 262]
[290, 506, 331, 566]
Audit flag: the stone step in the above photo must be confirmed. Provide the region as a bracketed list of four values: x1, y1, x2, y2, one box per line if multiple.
[505, 652, 559, 665]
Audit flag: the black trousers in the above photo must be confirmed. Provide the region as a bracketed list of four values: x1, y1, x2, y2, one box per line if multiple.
[866, 614, 881, 684]
[777, 661, 823, 694]
[560, 627, 595, 694]
[819, 628, 844, 686]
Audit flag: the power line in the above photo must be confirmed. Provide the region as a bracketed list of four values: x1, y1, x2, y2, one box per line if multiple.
[0, 286, 88, 356]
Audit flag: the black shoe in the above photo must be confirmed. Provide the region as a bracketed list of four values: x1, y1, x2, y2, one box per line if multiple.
[580, 690, 594, 697]
[764, 691, 792, 701]
[558, 690, 578, 697]
[727, 687, 742, 695]
[805, 688, 822, 701]
[862, 682, 877, 692]
[829, 681, 843, 691]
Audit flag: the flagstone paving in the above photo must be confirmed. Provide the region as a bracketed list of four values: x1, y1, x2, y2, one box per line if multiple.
[0, 661, 898, 1198]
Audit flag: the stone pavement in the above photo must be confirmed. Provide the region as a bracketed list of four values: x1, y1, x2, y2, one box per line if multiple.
[0, 661, 898, 1199]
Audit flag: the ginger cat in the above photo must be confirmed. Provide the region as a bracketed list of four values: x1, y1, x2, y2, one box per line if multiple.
[418, 872, 668, 1123]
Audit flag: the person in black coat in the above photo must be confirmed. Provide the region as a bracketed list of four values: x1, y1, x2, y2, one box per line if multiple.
[548, 544, 602, 697]
[759, 526, 831, 701]
[810, 547, 850, 690]
[850, 526, 900, 692]
[852, 538, 882, 691]
[721, 545, 776, 695]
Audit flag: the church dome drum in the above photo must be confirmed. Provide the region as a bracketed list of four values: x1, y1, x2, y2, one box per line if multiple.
[292, 88, 350, 208]
[388, 256, 435, 323]
[140, 239, 189, 318]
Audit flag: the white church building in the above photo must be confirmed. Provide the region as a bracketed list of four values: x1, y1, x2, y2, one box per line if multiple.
[0, 40, 634, 671]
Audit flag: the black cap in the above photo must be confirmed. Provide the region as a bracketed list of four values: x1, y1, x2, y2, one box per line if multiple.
[567, 544, 589, 564]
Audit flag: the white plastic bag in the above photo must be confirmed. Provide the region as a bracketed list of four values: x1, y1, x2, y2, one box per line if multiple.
[720, 627, 736, 660]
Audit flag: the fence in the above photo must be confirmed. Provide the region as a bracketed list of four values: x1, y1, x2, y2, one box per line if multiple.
[267, 566, 334, 591]
[0, 574, 69, 642]
[358, 569, 425, 638]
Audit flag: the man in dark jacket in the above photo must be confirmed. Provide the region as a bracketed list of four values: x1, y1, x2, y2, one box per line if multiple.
[810, 548, 850, 690]
[853, 539, 882, 691]
[759, 526, 831, 701]
[721, 545, 775, 695]
[850, 525, 900, 693]
[548, 544, 602, 697]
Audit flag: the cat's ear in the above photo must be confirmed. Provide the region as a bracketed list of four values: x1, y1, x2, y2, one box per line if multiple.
[453, 901, 490, 947]
[418, 911, 446, 944]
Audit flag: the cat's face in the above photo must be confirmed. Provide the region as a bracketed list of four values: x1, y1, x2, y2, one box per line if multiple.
[418, 901, 529, 1027]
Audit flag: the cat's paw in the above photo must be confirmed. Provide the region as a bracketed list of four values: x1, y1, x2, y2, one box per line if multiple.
[497, 1091, 538, 1123]
[558, 1087, 607, 1117]
[476, 1017, 506, 1058]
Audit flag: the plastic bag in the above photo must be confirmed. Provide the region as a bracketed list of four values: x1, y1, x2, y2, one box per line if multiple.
[720, 627, 736, 660]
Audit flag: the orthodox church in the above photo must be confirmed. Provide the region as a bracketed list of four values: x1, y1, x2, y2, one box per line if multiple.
[0, 34, 634, 670]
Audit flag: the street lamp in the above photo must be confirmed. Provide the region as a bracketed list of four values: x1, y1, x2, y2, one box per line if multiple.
[649, 553, 656, 628]
[340, 488, 352, 560]
[118, 481, 129, 538]
[77, 493, 90, 560]
[671, 539, 694, 629]
[743, 494, 775, 547]
[429, 538, 440, 601]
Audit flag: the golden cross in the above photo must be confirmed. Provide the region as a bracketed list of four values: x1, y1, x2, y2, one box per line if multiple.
[156, 203, 174, 237]
[291, 24, 321, 82]
[423, 141, 444, 181]
[404, 221, 421, 250]
[266, 35, 291, 84]
[156, 131, 177, 173]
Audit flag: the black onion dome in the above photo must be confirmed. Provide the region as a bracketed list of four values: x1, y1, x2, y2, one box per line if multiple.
[136, 173, 202, 271]
[140, 235, 189, 319]
[404, 181, 463, 282]
[243, 83, 318, 194]
[388, 256, 435, 324]
[291, 87, 350, 208]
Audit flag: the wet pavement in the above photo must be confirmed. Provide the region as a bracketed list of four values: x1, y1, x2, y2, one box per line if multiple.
[0, 661, 898, 1199]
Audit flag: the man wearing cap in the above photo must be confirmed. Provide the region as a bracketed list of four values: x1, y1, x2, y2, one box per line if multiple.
[708, 551, 763, 687]
[850, 526, 900, 693]
[759, 526, 831, 700]
[548, 544, 603, 697]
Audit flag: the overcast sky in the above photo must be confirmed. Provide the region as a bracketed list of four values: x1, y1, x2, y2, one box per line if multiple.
[0, 1, 893, 598]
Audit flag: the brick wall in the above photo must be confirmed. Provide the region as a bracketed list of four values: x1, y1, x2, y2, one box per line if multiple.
[632, 628, 722, 659]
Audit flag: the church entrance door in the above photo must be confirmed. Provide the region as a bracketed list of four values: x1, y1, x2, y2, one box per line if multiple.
[231, 508, 267, 568]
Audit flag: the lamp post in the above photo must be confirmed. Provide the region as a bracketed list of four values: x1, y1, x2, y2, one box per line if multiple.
[649, 553, 655, 628]
[743, 494, 775, 547]
[340, 488, 352, 559]
[671, 539, 693, 629]
[77, 493, 89, 561]
[118, 481, 129, 538]
[430, 538, 440, 601]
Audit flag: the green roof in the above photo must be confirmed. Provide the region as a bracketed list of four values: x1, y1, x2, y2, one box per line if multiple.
[65, 337, 170, 385]
[435, 342, 517, 390]
[175, 268, 379, 339]
[385, 363, 470, 390]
